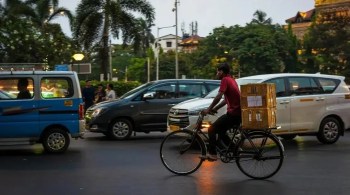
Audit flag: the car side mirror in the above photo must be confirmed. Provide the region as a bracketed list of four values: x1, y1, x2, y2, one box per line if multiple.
[143, 92, 155, 100]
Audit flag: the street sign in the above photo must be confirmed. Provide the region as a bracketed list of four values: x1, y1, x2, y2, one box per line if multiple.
[55, 64, 70, 71]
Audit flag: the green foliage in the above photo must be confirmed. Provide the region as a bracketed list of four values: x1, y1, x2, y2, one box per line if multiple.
[73, 0, 155, 80]
[128, 57, 148, 82]
[190, 14, 299, 78]
[0, 0, 77, 67]
[303, 12, 350, 82]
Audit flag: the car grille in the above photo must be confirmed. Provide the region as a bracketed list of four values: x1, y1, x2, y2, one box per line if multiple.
[168, 108, 189, 128]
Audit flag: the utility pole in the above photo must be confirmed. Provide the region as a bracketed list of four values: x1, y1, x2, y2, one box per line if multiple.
[174, 0, 180, 79]
[109, 39, 112, 81]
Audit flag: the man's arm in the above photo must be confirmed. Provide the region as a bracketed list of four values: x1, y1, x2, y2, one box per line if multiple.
[213, 99, 226, 112]
[203, 91, 224, 115]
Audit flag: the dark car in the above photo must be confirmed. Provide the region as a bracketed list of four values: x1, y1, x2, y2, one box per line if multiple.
[85, 79, 220, 140]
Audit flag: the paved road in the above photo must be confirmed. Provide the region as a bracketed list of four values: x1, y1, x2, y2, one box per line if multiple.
[1, 131, 350, 195]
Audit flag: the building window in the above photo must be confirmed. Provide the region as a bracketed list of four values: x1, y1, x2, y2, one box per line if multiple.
[166, 42, 172, 47]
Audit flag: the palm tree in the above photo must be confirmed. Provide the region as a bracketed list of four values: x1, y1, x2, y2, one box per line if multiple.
[73, 0, 155, 80]
[251, 10, 272, 25]
[0, 0, 75, 65]
[132, 18, 155, 57]
[3, 0, 73, 31]
[24, 0, 73, 32]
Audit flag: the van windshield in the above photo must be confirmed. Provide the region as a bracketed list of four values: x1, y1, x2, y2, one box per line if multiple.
[204, 78, 262, 98]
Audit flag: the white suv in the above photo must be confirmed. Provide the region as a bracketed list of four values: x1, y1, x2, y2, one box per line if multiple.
[168, 73, 350, 144]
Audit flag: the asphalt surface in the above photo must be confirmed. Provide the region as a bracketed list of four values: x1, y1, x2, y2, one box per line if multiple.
[0, 131, 350, 195]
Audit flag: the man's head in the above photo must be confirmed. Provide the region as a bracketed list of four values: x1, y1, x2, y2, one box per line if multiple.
[97, 84, 104, 90]
[107, 83, 114, 90]
[17, 78, 29, 91]
[216, 63, 230, 79]
[85, 80, 91, 87]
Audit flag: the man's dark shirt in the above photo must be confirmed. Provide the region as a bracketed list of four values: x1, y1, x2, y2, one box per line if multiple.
[82, 87, 95, 108]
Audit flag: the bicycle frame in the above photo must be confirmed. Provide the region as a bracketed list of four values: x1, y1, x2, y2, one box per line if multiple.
[160, 111, 285, 179]
[183, 112, 284, 161]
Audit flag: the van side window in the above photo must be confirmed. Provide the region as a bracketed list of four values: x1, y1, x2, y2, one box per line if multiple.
[41, 78, 73, 99]
[179, 83, 206, 98]
[147, 84, 176, 99]
[0, 78, 33, 100]
[264, 78, 286, 97]
[288, 77, 323, 95]
[317, 78, 340, 94]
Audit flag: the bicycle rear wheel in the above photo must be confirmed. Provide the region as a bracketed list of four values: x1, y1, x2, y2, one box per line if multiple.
[160, 130, 206, 175]
[235, 131, 284, 179]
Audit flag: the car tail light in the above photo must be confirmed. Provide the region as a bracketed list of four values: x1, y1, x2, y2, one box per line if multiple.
[79, 103, 84, 120]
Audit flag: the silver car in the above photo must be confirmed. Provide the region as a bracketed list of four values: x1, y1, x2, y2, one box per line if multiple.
[168, 73, 350, 144]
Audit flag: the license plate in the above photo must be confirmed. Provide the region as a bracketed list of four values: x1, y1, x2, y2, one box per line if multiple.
[169, 125, 180, 131]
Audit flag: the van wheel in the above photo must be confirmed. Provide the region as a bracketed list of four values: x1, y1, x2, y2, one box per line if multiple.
[109, 119, 133, 140]
[42, 128, 70, 153]
[317, 117, 341, 144]
[280, 135, 297, 140]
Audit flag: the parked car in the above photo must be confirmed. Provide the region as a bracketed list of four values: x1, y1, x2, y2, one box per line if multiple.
[85, 79, 220, 140]
[168, 73, 350, 144]
[0, 71, 85, 153]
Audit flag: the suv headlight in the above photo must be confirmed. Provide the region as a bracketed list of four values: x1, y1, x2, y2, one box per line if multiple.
[188, 107, 207, 116]
[91, 107, 106, 118]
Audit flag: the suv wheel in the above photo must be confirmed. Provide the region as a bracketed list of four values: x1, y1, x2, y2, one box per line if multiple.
[42, 128, 70, 153]
[317, 117, 341, 144]
[109, 119, 133, 140]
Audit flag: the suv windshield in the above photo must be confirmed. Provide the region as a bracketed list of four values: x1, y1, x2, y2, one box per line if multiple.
[205, 78, 262, 98]
[120, 82, 154, 99]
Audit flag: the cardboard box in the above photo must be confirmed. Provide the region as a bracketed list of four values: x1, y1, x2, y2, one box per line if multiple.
[240, 83, 276, 109]
[241, 108, 276, 130]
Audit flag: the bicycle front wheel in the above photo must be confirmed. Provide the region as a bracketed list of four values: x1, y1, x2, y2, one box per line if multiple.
[160, 130, 206, 175]
[235, 131, 284, 179]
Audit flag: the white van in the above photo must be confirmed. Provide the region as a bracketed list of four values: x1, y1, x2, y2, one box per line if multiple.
[168, 73, 350, 144]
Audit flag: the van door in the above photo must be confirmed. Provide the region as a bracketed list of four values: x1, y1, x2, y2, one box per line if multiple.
[0, 77, 39, 137]
[288, 77, 326, 132]
[37, 76, 80, 133]
[264, 78, 291, 133]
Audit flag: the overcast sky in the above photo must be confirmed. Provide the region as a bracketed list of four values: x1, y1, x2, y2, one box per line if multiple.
[55, 0, 315, 41]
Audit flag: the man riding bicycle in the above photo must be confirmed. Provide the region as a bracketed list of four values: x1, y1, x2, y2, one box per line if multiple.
[202, 63, 241, 161]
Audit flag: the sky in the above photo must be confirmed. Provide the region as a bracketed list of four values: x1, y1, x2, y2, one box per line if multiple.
[55, 0, 315, 42]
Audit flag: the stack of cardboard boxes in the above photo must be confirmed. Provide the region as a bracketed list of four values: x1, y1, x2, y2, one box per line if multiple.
[240, 83, 277, 130]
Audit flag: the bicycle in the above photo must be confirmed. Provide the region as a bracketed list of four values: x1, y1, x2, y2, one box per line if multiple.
[160, 111, 285, 179]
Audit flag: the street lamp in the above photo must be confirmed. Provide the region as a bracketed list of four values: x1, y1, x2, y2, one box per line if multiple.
[72, 53, 84, 74]
[173, 0, 180, 79]
[156, 25, 175, 80]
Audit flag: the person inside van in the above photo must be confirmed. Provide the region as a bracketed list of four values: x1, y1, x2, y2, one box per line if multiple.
[17, 78, 31, 99]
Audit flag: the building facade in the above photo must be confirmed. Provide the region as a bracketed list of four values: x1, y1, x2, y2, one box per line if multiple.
[156, 34, 181, 53]
[286, 0, 350, 39]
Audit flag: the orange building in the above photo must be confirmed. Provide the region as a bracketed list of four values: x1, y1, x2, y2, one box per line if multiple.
[286, 0, 350, 39]
[179, 35, 203, 53]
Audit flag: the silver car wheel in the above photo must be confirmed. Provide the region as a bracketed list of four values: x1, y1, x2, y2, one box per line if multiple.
[323, 121, 338, 140]
[112, 121, 130, 138]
